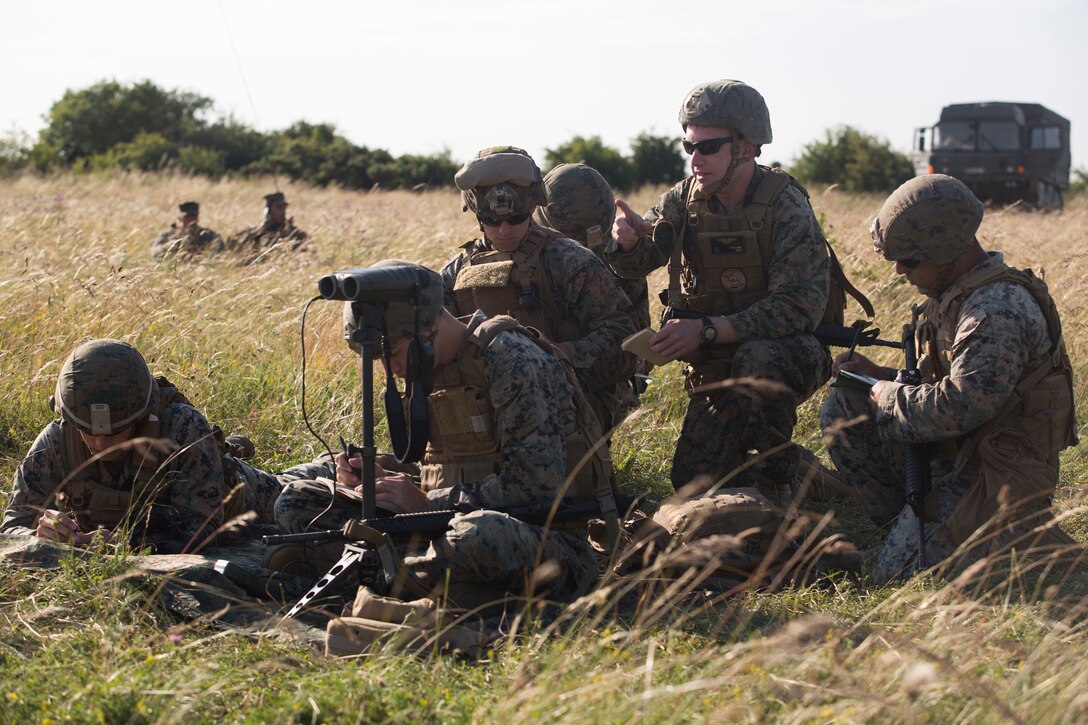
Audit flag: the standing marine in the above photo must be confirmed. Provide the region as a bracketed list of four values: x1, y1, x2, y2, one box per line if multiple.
[442, 147, 639, 433]
[150, 201, 223, 260]
[821, 174, 1078, 581]
[606, 79, 841, 503]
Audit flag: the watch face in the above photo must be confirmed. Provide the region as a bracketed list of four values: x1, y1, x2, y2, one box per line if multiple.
[702, 323, 717, 342]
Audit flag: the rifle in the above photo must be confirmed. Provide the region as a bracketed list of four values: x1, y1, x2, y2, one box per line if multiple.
[896, 307, 931, 572]
[660, 307, 902, 350]
[264, 492, 649, 618]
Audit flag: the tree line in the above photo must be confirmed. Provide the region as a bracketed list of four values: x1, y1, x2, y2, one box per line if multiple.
[1, 79, 928, 193]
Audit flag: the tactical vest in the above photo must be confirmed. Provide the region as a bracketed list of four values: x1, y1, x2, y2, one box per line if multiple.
[418, 316, 618, 540]
[451, 225, 581, 345]
[913, 262, 1078, 468]
[666, 167, 871, 364]
[56, 377, 247, 531]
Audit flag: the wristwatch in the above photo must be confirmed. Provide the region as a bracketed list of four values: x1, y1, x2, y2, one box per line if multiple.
[700, 315, 718, 346]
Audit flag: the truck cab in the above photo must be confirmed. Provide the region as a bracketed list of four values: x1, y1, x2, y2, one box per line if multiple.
[912, 102, 1070, 209]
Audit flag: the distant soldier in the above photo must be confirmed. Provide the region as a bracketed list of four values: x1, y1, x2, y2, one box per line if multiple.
[442, 147, 638, 432]
[226, 192, 307, 260]
[606, 80, 837, 503]
[150, 201, 223, 260]
[274, 261, 611, 604]
[822, 175, 1078, 581]
[1, 340, 288, 554]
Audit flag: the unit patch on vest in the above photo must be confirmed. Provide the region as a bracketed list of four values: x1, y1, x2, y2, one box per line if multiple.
[720, 269, 747, 292]
[708, 234, 747, 255]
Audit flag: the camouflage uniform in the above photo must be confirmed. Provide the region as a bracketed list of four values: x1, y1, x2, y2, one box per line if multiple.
[2, 402, 285, 554]
[606, 165, 831, 497]
[822, 252, 1073, 580]
[150, 224, 224, 260]
[275, 309, 599, 601]
[822, 175, 1076, 581]
[224, 220, 307, 260]
[442, 227, 638, 431]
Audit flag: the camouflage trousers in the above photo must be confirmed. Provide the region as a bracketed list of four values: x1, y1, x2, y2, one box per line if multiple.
[821, 386, 975, 582]
[273, 479, 598, 602]
[232, 457, 331, 526]
[672, 335, 830, 503]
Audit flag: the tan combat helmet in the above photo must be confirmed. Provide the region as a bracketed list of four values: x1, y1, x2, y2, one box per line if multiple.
[54, 339, 155, 436]
[454, 146, 547, 218]
[534, 163, 616, 250]
[679, 79, 773, 145]
[679, 80, 771, 199]
[871, 174, 985, 265]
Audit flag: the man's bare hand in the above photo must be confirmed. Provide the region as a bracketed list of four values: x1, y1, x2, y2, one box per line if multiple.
[35, 509, 110, 547]
[334, 450, 389, 487]
[831, 351, 885, 379]
[370, 476, 430, 514]
[612, 200, 652, 251]
[650, 318, 703, 360]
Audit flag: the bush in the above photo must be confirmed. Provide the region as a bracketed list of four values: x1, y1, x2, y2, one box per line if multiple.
[0, 131, 30, 177]
[1069, 168, 1088, 196]
[545, 135, 634, 192]
[791, 125, 914, 192]
[630, 132, 685, 187]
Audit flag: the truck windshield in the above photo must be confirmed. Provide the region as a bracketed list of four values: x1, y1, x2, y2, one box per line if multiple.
[934, 123, 975, 151]
[935, 121, 1021, 151]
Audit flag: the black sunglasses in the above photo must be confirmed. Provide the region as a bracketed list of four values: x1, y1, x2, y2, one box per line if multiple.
[681, 136, 733, 156]
[899, 259, 922, 269]
[478, 212, 531, 227]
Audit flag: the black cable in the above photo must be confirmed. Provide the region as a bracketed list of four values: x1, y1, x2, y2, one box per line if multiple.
[299, 295, 334, 461]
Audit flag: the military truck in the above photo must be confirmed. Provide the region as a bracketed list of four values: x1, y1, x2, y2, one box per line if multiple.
[912, 102, 1070, 209]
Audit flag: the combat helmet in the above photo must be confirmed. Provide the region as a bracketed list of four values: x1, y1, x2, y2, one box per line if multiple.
[871, 174, 984, 265]
[54, 339, 155, 436]
[534, 163, 616, 249]
[343, 260, 445, 349]
[679, 80, 772, 145]
[455, 146, 547, 218]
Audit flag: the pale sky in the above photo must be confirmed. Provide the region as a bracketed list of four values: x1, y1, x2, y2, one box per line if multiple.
[3, 0, 1086, 172]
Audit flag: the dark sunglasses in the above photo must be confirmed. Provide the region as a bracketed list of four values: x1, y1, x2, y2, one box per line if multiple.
[478, 212, 531, 227]
[899, 259, 922, 269]
[681, 136, 733, 156]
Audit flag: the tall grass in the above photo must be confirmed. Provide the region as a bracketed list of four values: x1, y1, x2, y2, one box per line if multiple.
[1, 172, 1086, 722]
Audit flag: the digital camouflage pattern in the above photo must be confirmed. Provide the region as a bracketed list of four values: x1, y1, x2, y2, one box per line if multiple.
[2, 402, 286, 553]
[536, 164, 651, 332]
[54, 339, 153, 436]
[871, 174, 984, 265]
[274, 319, 599, 600]
[821, 253, 1056, 581]
[225, 220, 307, 260]
[151, 224, 224, 260]
[442, 225, 638, 430]
[606, 165, 831, 496]
[678, 79, 772, 144]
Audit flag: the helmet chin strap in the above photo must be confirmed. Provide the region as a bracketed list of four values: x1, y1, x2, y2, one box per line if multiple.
[691, 140, 753, 205]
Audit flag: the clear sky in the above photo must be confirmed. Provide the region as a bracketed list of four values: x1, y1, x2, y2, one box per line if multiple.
[3, 0, 1085, 172]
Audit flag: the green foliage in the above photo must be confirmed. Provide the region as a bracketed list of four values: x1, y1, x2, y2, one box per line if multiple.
[0, 131, 30, 177]
[545, 135, 635, 191]
[86, 131, 177, 172]
[1070, 167, 1088, 196]
[369, 151, 459, 190]
[630, 131, 686, 187]
[791, 125, 914, 192]
[35, 79, 212, 166]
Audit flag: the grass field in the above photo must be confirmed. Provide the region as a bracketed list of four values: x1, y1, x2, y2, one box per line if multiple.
[1, 172, 1087, 722]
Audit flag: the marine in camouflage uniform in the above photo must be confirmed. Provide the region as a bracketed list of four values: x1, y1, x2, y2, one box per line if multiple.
[1, 340, 288, 554]
[274, 261, 606, 603]
[150, 201, 224, 260]
[441, 147, 638, 433]
[606, 80, 832, 501]
[821, 175, 1078, 582]
[225, 192, 307, 261]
